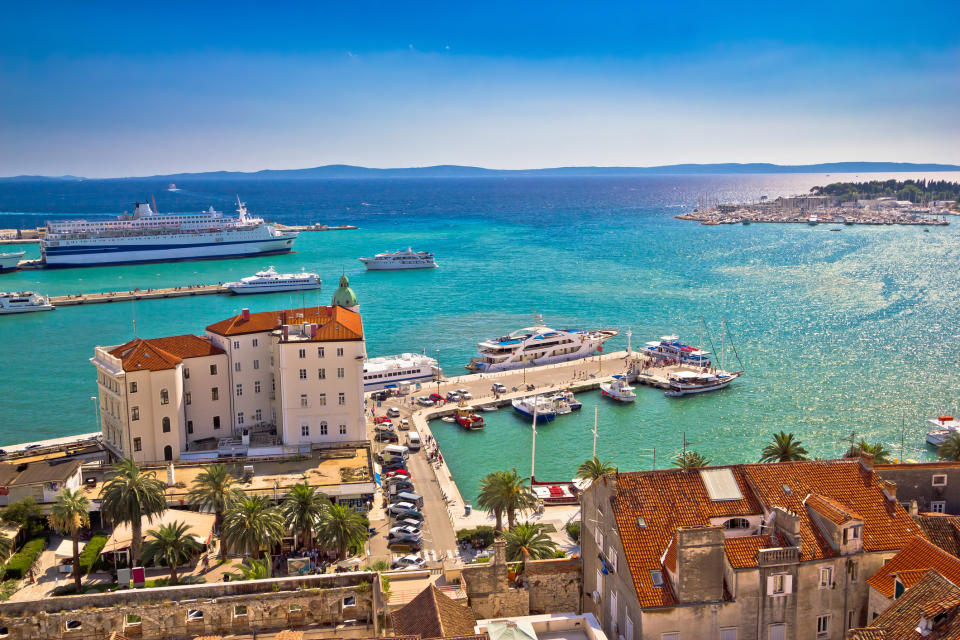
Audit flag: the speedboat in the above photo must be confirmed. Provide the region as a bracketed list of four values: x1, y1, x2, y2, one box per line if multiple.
[359, 248, 437, 270]
[0, 251, 24, 272]
[466, 314, 618, 373]
[643, 335, 711, 368]
[664, 370, 741, 397]
[0, 292, 54, 314]
[226, 266, 321, 294]
[600, 375, 636, 402]
[926, 416, 960, 447]
[512, 395, 556, 423]
[554, 390, 582, 410]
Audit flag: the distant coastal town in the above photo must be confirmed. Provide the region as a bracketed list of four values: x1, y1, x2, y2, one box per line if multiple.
[677, 179, 960, 226]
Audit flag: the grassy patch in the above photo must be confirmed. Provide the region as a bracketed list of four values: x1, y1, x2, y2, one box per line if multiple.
[3, 536, 47, 580]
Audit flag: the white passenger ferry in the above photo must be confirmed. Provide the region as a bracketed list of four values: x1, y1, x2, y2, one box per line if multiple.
[643, 335, 711, 367]
[0, 251, 24, 273]
[359, 248, 437, 270]
[41, 199, 297, 267]
[363, 353, 440, 391]
[0, 292, 54, 314]
[465, 315, 618, 373]
[226, 267, 321, 294]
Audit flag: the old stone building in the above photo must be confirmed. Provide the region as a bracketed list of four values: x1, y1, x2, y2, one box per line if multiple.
[875, 461, 960, 514]
[864, 536, 960, 620]
[849, 570, 960, 639]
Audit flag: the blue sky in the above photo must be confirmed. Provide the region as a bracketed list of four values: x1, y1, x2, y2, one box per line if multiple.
[1, 1, 958, 177]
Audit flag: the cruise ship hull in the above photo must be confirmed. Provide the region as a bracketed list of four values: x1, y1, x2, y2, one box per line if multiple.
[42, 236, 296, 267]
[360, 261, 437, 271]
[467, 347, 605, 373]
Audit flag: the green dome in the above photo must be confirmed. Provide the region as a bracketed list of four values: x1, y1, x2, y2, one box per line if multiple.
[331, 274, 358, 308]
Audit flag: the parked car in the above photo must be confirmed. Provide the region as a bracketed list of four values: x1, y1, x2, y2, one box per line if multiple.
[384, 469, 411, 479]
[386, 407, 401, 418]
[387, 481, 415, 494]
[391, 554, 427, 570]
[389, 524, 422, 538]
[387, 501, 417, 515]
[382, 464, 408, 475]
[374, 416, 393, 424]
[389, 532, 423, 545]
[375, 431, 399, 443]
[398, 419, 411, 431]
[429, 393, 443, 402]
[445, 392, 461, 402]
[391, 508, 424, 522]
[492, 383, 507, 393]
[416, 396, 434, 407]
[397, 518, 422, 530]
[389, 541, 423, 554]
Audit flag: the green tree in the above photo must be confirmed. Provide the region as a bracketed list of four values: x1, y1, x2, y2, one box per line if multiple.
[503, 523, 558, 562]
[48, 488, 90, 593]
[186, 463, 242, 560]
[575, 457, 617, 481]
[228, 556, 272, 581]
[100, 458, 168, 563]
[939, 433, 960, 461]
[314, 503, 368, 561]
[140, 520, 203, 586]
[673, 450, 711, 470]
[281, 483, 329, 551]
[221, 495, 284, 559]
[2, 497, 43, 530]
[759, 432, 809, 463]
[476, 469, 538, 531]
[846, 439, 893, 465]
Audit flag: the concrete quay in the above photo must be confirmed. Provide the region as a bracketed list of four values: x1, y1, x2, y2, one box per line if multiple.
[47, 283, 228, 306]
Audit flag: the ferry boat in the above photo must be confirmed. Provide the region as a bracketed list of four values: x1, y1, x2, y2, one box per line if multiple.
[643, 335, 711, 368]
[454, 404, 484, 430]
[664, 370, 741, 397]
[511, 396, 557, 423]
[0, 292, 54, 314]
[225, 267, 321, 294]
[0, 251, 24, 272]
[600, 375, 636, 402]
[359, 248, 437, 270]
[926, 416, 960, 447]
[363, 353, 440, 391]
[41, 199, 297, 267]
[465, 315, 618, 373]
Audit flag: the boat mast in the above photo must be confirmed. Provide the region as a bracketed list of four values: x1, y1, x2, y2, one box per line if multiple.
[699, 316, 704, 368]
[720, 316, 726, 373]
[531, 402, 538, 481]
[592, 406, 598, 459]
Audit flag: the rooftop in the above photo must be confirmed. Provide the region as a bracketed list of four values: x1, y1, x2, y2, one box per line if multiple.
[913, 513, 960, 557]
[392, 585, 479, 639]
[206, 306, 363, 341]
[850, 570, 960, 640]
[0, 458, 82, 487]
[866, 536, 960, 599]
[107, 334, 224, 372]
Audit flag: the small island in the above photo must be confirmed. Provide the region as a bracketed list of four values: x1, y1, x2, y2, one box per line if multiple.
[677, 179, 960, 226]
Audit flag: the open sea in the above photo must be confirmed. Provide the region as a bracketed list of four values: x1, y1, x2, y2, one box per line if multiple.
[2, 173, 960, 502]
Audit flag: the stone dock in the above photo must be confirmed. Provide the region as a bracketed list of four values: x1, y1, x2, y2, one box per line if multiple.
[48, 284, 228, 306]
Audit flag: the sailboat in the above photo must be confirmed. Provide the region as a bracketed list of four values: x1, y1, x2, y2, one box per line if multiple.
[664, 317, 744, 397]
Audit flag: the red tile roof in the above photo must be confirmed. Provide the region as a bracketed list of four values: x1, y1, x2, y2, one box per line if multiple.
[914, 514, 960, 557]
[867, 537, 960, 598]
[876, 461, 960, 470]
[206, 306, 363, 341]
[850, 570, 960, 640]
[391, 585, 477, 639]
[725, 534, 778, 569]
[804, 492, 863, 525]
[108, 335, 224, 372]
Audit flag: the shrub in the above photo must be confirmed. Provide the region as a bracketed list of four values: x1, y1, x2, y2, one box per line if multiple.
[3, 536, 48, 580]
[553, 549, 567, 558]
[565, 521, 580, 543]
[78, 535, 108, 575]
[456, 526, 495, 548]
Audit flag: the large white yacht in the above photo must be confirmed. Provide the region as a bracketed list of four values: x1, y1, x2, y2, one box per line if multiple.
[363, 353, 440, 391]
[465, 315, 618, 373]
[0, 251, 24, 272]
[225, 267, 321, 294]
[0, 292, 54, 314]
[41, 199, 297, 267]
[359, 248, 437, 270]
[926, 416, 960, 447]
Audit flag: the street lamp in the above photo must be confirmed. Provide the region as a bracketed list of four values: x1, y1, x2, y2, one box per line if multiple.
[436, 349, 441, 396]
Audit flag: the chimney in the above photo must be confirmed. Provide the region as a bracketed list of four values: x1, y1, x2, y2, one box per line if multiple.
[771, 506, 802, 546]
[881, 479, 897, 503]
[282, 325, 289, 340]
[674, 526, 725, 603]
[493, 537, 507, 566]
[241, 308, 250, 321]
[310, 324, 317, 338]
[859, 451, 875, 471]
[909, 499, 919, 516]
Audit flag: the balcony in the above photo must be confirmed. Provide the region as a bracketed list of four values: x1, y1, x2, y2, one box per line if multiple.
[758, 546, 800, 567]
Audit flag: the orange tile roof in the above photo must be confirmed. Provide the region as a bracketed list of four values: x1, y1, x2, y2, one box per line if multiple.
[876, 461, 960, 470]
[725, 534, 778, 569]
[867, 536, 960, 598]
[850, 570, 960, 640]
[804, 492, 863, 525]
[206, 306, 363, 341]
[391, 584, 477, 639]
[109, 335, 224, 372]
[914, 514, 960, 557]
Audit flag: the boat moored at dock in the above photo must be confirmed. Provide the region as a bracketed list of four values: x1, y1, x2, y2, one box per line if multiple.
[453, 403, 484, 430]
[511, 395, 557, 423]
[643, 335, 711, 368]
[225, 266, 321, 294]
[0, 291, 54, 314]
[363, 353, 440, 391]
[0, 251, 25, 272]
[359, 248, 437, 270]
[926, 416, 960, 447]
[600, 375, 636, 401]
[664, 370, 741, 397]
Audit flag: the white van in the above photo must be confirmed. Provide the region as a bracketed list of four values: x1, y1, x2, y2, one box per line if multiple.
[407, 432, 422, 451]
[384, 444, 410, 460]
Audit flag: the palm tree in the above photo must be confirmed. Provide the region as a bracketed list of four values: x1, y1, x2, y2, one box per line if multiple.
[314, 503, 368, 561]
[100, 458, 167, 563]
[228, 556, 273, 581]
[187, 463, 242, 559]
[221, 495, 285, 559]
[48, 488, 90, 593]
[140, 520, 203, 586]
[477, 469, 538, 531]
[0, 535, 12, 566]
[477, 471, 508, 532]
[848, 439, 892, 464]
[503, 522, 558, 562]
[673, 450, 711, 470]
[282, 483, 329, 551]
[939, 433, 960, 461]
[576, 457, 617, 481]
[759, 431, 809, 463]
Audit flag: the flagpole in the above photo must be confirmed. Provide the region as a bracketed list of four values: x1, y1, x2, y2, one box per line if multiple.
[592, 406, 598, 459]
[531, 401, 538, 481]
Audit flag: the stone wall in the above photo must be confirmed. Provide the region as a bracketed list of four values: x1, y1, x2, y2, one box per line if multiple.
[525, 557, 581, 614]
[461, 540, 529, 619]
[0, 572, 378, 640]
[875, 464, 960, 514]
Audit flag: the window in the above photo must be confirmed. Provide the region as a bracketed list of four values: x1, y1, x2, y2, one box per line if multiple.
[299, 348, 306, 359]
[254, 381, 261, 393]
[124, 614, 142, 627]
[211, 387, 219, 401]
[233, 340, 240, 349]
[319, 393, 327, 406]
[720, 629, 737, 640]
[253, 359, 259, 370]
[337, 347, 344, 357]
[252, 338, 258, 347]
[213, 416, 220, 429]
[769, 573, 789, 595]
[183, 367, 190, 379]
[343, 595, 356, 607]
[819, 567, 832, 588]
[847, 610, 855, 630]
[131, 406, 140, 421]
[650, 569, 664, 587]
[816, 614, 830, 636]
[133, 437, 142, 452]
[300, 394, 308, 408]
[185, 391, 191, 405]
[187, 420, 193, 434]
[320, 421, 328, 435]
[318, 368, 326, 379]
[662, 634, 678, 640]
[849, 561, 858, 582]
[317, 347, 325, 357]
[723, 517, 750, 530]
[236, 384, 243, 397]
[768, 625, 785, 640]
[254, 409, 262, 422]
[607, 546, 618, 572]
[237, 412, 244, 425]
[160, 389, 169, 405]
[337, 367, 345, 378]
[187, 609, 203, 621]
[129, 382, 138, 393]
[210, 364, 217, 375]
[65, 620, 82, 631]
[234, 605, 247, 617]
[596, 568, 604, 596]
[162, 417, 171, 433]
[299, 369, 307, 380]
[338, 392, 346, 405]
[933, 474, 948, 487]
[234, 362, 241, 372]
[625, 617, 634, 640]
[609, 589, 617, 625]
[931, 501, 946, 513]
[289, 604, 302, 613]
[596, 527, 604, 550]
[339, 424, 347, 435]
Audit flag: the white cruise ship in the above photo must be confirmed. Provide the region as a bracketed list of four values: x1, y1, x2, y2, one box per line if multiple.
[359, 248, 437, 270]
[363, 353, 440, 391]
[225, 267, 321, 295]
[466, 315, 618, 373]
[41, 199, 298, 267]
[0, 251, 24, 272]
[0, 292, 54, 314]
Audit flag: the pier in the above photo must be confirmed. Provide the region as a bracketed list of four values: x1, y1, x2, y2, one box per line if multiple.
[48, 284, 228, 307]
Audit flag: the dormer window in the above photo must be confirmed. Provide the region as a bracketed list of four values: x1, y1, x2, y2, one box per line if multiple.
[723, 518, 750, 530]
[842, 525, 862, 544]
[650, 570, 664, 587]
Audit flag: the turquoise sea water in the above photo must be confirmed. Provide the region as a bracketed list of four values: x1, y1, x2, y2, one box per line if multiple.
[2, 174, 960, 503]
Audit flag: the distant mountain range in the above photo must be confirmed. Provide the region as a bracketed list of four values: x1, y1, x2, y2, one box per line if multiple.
[4, 162, 960, 181]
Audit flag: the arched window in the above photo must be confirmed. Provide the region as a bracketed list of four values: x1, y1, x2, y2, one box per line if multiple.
[723, 518, 750, 530]
[163, 445, 173, 461]
[162, 417, 171, 433]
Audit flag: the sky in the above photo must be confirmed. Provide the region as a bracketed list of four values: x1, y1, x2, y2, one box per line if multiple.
[1, 1, 959, 177]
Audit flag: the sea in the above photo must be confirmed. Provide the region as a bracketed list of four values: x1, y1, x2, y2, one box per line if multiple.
[2, 173, 959, 502]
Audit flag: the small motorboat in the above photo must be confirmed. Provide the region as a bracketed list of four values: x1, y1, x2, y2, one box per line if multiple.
[600, 375, 636, 402]
[481, 405, 498, 412]
[554, 390, 582, 410]
[441, 416, 456, 423]
[454, 403, 484, 430]
[511, 396, 556, 423]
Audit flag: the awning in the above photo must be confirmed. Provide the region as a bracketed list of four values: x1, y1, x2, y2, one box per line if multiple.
[54, 538, 85, 559]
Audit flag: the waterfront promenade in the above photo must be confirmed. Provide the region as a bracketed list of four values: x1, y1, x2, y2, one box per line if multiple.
[47, 284, 227, 306]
